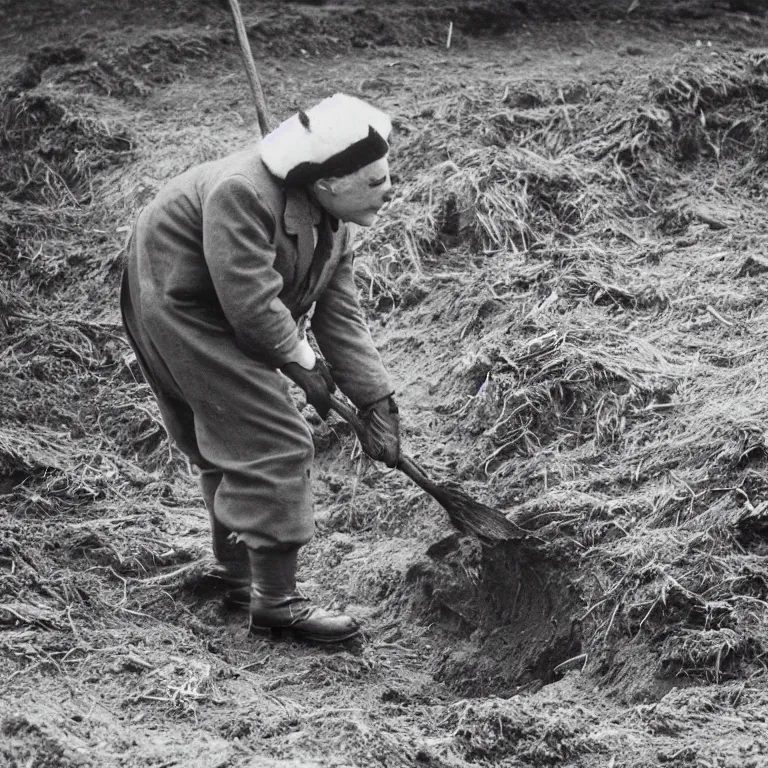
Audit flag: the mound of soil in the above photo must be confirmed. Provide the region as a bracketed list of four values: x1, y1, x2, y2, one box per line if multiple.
[0, 89, 132, 204]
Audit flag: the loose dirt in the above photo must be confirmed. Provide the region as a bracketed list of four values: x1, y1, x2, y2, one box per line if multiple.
[2, 1, 768, 766]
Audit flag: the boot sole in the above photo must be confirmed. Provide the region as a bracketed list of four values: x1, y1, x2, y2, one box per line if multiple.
[249, 623, 362, 644]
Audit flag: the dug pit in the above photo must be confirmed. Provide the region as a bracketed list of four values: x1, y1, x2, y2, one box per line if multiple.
[397, 533, 583, 697]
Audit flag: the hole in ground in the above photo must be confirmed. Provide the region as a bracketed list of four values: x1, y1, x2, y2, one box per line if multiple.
[402, 534, 583, 698]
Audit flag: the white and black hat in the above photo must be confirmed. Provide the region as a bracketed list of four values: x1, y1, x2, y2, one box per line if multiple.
[261, 93, 392, 187]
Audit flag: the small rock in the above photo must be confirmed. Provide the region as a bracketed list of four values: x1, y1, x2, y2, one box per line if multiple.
[737, 254, 768, 277]
[690, 203, 732, 230]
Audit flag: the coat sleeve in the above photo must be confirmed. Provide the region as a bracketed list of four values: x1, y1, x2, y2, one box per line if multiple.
[202, 174, 301, 367]
[311, 226, 394, 408]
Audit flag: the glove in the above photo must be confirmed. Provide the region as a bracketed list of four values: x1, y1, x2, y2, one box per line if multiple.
[281, 358, 336, 419]
[358, 395, 400, 468]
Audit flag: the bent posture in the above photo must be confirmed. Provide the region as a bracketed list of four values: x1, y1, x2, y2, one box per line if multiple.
[121, 94, 400, 643]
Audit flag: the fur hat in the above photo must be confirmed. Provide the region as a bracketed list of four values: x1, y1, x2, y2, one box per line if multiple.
[261, 93, 392, 187]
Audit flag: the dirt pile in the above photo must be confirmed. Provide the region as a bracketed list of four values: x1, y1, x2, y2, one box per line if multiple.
[400, 534, 582, 696]
[355, 47, 768, 694]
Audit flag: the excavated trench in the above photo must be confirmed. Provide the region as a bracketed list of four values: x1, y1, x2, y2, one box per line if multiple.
[399, 532, 583, 697]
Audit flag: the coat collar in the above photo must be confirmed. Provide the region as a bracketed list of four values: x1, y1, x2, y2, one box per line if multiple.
[282, 187, 323, 270]
[283, 187, 323, 237]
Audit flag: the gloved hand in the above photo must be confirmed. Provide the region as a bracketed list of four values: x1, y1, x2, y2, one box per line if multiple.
[281, 357, 336, 419]
[358, 395, 400, 468]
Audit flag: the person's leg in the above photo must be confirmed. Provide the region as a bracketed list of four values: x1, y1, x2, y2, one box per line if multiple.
[199, 467, 248, 574]
[198, 466, 250, 605]
[121, 264, 248, 592]
[246, 548, 360, 642]
[186, 355, 315, 551]
[187, 353, 358, 641]
[143, 308, 358, 642]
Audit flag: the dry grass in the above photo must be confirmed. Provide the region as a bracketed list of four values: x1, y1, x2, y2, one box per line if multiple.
[351, 48, 768, 684]
[3, 19, 768, 768]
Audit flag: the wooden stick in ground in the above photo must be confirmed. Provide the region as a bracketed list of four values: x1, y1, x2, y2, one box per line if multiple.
[228, 0, 273, 138]
[330, 395, 524, 544]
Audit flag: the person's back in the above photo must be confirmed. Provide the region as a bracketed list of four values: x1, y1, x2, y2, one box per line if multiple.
[133, 147, 270, 309]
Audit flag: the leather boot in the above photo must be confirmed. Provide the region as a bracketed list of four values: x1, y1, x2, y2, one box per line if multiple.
[248, 548, 361, 643]
[200, 469, 250, 606]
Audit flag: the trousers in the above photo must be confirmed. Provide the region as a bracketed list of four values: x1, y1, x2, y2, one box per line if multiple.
[119, 263, 315, 553]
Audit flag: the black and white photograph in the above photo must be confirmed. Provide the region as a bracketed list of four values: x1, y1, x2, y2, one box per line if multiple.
[2, 0, 768, 765]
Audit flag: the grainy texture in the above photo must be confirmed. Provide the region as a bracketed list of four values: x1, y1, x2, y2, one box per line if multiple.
[2, 1, 768, 766]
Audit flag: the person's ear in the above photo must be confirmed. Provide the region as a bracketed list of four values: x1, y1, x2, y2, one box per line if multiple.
[313, 178, 336, 197]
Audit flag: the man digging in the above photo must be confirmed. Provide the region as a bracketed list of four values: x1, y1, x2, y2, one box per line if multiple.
[120, 94, 400, 643]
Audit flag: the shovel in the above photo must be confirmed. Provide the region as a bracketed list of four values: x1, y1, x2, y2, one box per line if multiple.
[228, 0, 523, 544]
[330, 395, 523, 543]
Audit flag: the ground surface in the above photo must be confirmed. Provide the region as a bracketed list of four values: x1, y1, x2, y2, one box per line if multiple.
[2, 1, 768, 766]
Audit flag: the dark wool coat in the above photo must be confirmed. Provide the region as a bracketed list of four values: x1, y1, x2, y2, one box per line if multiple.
[120, 144, 392, 551]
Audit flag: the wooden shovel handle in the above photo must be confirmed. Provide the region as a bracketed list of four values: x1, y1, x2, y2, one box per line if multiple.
[228, 0, 273, 138]
[329, 394, 443, 499]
